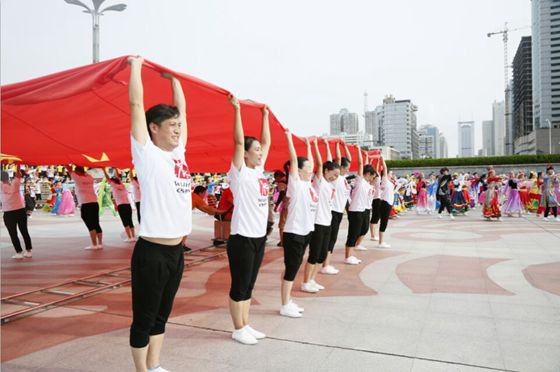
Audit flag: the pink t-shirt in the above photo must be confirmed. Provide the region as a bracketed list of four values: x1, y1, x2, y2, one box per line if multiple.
[132, 179, 141, 203]
[1, 177, 25, 212]
[372, 177, 381, 199]
[71, 171, 98, 205]
[111, 182, 130, 206]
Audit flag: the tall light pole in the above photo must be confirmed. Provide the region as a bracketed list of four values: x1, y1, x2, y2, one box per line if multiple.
[64, 0, 127, 63]
[545, 119, 553, 154]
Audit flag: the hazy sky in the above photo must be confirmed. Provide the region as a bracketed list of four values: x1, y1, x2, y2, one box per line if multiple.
[1, 0, 531, 157]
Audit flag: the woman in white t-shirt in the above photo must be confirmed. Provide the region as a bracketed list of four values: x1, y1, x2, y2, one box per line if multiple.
[226, 96, 271, 345]
[280, 132, 316, 318]
[345, 150, 377, 265]
[1, 165, 33, 259]
[103, 168, 136, 242]
[378, 158, 395, 248]
[369, 172, 382, 241]
[355, 157, 378, 252]
[302, 138, 339, 292]
[132, 174, 141, 223]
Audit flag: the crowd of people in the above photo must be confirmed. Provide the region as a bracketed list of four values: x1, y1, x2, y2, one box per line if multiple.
[1, 57, 559, 372]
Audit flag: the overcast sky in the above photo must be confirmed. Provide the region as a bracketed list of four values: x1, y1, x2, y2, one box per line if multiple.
[1, 0, 531, 157]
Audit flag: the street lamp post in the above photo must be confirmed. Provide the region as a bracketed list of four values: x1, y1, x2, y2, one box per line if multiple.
[64, 0, 127, 63]
[545, 119, 552, 154]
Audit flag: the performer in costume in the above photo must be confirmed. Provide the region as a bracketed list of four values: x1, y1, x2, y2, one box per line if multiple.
[483, 167, 502, 221]
[540, 165, 560, 221]
[415, 172, 429, 214]
[502, 171, 524, 217]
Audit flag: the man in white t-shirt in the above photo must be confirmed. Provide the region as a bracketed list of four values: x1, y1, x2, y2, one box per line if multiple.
[128, 56, 191, 372]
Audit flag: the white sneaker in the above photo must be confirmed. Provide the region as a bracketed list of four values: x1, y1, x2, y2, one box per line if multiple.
[543, 217, 549, 222]
[378, 242, 391, 248]
[355, 245, 368, 251]
[289, 299, 304, 313]
[449, 214, 455, 220]
[148, 367, 170, 372]
[556, 217, 560, 222]
[23, 250, 32, 258]
[12, 253, 24, 260]
[438, 214, 443, 219]
[320, 266, 339, 275]
[301, 282, 319, 293]
[232, 328, 258, 345]
[280, 303, 303, 318]
[244, 325, 266, 339]
[464, 212, 469, 216]
[497, 217, 503, 222]
[345, 256, 361, 265]
[311, 280, 324, 290]
[370, 236, 379, 241]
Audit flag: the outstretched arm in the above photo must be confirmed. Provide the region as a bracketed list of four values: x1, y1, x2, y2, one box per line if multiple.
[230, 95, 244, 171]
[313, 138, 323, 180]
[306, 138, 314, 173]
[344, 142, 352, 164]
[382, 157, 388, 178]
[162, 72, 187, 146]
[128, 56, 149, 145]
[260, 106, 271, 165]
[357, 147, 364, 177]
[324, 139, 332, 162]
[102, 168, 112, 183]
[335, 142, 341, 165]
[285, 131, 299, 180]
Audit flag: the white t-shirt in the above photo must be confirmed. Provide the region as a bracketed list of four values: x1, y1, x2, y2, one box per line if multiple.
[228, 163, 269, 238]
[372, 177, 381, 199]
[111, 182, 130, 206]
[313, 177, 335, 226]
[349, 176, 370, 212]
[71, 171, 98, 205]
[331, 175, 351, 213]
[284, 177, 318, 235]
[0, 178, 25, 212]
[131, 136, 192, 238]
[381, 178, 396, 206]
[366, 183, 374, 210]
[132, 179, 141, 203]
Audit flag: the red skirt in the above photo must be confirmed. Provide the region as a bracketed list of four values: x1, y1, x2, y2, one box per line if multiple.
[483, 197, 501, 218]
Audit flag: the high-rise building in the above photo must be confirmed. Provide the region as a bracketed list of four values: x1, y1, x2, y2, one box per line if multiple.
[458, 121, 475, 157]
[329, 108, 359, 135]
[374, 95, 419, 159]
[512, 36, 533, 147]
[482, 120, 495, 156]
[439, 135, 449, 158]
[418, 124, 440, 158]
[493, 101, 506, 155]
[532, 0, 560, 130]
[364, 110, 382, 145]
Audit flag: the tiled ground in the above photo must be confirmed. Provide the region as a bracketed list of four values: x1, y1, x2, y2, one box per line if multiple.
[1, 208, 560, 372]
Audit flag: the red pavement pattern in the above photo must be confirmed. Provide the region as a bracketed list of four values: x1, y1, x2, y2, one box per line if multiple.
[523, 262, 560, 296]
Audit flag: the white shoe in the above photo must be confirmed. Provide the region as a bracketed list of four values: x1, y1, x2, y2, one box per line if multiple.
[449, 214, 455, 220]
[370, 236, 379, 241]
[244, 325, 266, 340]
[148, 367, 170, 372]
[556, 217, 560, 222]
[232, 328, 258, 345]
[438, 214, 443, 219]
[345, 256, 361, 265]
[320, 265, 339, 275]
[497, 217, 503, 222]
[543, 217, 549, 222]
[23, 250, 32, 258]
[378, 242, 391, 248]
[12, 253, 24, 260]
[289, 299, 304, 313]
[280, 303, 303, 318]
[355, 245, 367, 251]
[311, 280, 324, 290]
[301, 282, 319, 293]
[464, 212, 469, 216]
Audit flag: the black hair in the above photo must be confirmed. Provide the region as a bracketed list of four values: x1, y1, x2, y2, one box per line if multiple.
[363, 164, 375, 175]
[297, 157, 308, 170]
[273, 170, 285, 179]
[547, 166, 554, 171]
[244, 136, 259, 152]
[111, 177, 121, 185]
[194, 185, 207, 195]
[440, 167, 449, 175]
[340, 157, 350, 168]
[323, 161, 340, 173]
[145, 104, 180, 139]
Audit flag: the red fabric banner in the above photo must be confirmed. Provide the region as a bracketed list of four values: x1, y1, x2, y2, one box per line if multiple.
[2, 56, 361, 172]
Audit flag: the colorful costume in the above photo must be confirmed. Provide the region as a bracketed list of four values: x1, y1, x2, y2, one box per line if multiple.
[502, 179, 524, 215]
[416, 178, 429, 214]
[483, 177, 502, 219]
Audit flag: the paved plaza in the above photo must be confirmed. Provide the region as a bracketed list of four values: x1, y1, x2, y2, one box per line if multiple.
[1, 209, 560, 372]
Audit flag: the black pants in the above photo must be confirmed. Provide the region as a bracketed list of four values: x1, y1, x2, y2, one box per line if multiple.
[360, 210, 371, 236]
[379, 200, 392, 232]
[346, 211, 364, 247]
[308, 224, 331, 264]
[3, 208, 32, 253]
[130, 238, 184, 348]
[438, 195, 451, 214]
[370, 199, 381, 224]
[81, 202, 102, 233]
[117, 204, 134, 228]
[136, 202, 141, 223]
[283, 232, 312, 281]
[328, 211, 343, 253]
[227, 234, 266, 301]
[544, 204, 558, 218]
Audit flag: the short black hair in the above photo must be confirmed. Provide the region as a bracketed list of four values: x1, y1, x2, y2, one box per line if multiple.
[440, 167, 449, 174]
[323, 161, 340, 173]
[145, 104, 180, 139]
[363, 164, 375, 175]
[340, 157, 350, 168]
[273, 170, 285, 179]
[244, 136, 259, 152]
[194, 185, 206, 195]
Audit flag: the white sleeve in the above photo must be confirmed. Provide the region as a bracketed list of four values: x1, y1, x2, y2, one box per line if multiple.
[130, 135, 147, 171]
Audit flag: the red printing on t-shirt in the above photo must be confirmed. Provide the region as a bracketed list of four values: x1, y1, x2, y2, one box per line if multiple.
[258, 178, 269, 197]
[174, 159, 190, 180]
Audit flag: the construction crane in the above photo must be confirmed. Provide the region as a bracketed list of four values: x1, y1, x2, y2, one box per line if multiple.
[487, 22, 530, 154]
